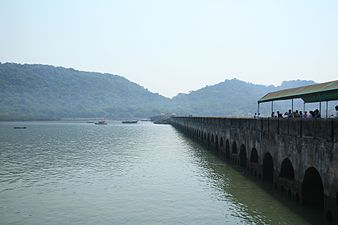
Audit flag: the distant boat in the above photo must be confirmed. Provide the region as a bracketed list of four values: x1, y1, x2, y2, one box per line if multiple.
[122, 120, 138, 124]
[14, 126, 27, 129]
[94, 121, 107, 125]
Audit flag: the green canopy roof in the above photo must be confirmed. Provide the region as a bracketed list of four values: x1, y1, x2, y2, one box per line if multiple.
[258, 80, 338, 103]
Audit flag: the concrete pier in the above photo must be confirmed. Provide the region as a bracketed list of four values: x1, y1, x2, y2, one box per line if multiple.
[171, 116, 338, 224]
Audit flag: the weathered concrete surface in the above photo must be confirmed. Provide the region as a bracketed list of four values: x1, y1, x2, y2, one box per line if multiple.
[171, 116, 338, 224]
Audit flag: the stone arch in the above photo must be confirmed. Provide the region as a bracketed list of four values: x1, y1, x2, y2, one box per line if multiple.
[220, 137, 224, 148]
[225, 140, 230, 159]
[302, 167, 324, 209]
[295, 193, 300, 202]
[211, 134, 214, 144]
[250, 148, 258, 163]
[239, 144, 247, 168]
[326, 210, 333, 223]
[263, 152, 274, 183]
[279, 158, 295, 180]
[215, 135, 219, 150]
[288, 189, 292, 199]
[232, 141, 237, 154]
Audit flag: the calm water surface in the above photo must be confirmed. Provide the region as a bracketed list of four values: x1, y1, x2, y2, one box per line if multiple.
[0, 121, 325, 225]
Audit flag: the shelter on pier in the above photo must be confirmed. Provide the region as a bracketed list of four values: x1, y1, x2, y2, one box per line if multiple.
[257, 80, 338, 117]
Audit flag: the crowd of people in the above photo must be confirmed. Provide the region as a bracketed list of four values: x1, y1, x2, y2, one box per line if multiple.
[271, 109, 322, 118]
[254, 105, 338, 119]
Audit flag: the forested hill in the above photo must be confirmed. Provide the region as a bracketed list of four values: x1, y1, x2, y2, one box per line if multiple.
[0, 62, 315, 120]
[0, 63, 171, 120]
[171, 79, 315, 116]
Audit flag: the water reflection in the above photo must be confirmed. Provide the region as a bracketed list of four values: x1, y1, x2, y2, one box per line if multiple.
[177, 132, 328, 225]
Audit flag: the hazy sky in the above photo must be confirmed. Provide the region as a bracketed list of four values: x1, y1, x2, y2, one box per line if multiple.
[1, 0, 338, 97]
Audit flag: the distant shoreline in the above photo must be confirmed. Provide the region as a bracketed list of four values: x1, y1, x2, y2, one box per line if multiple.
[0, 118, 141, 122]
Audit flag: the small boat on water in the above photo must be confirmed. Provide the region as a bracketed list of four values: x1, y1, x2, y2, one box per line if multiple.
[14, 126, 27, 129]
[94, 121, 107, 125]
[122, 120, 138, 124]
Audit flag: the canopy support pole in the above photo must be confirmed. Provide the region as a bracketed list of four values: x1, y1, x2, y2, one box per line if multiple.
[319, 102, 322, 114]
[257, 103, 260, 117]
[291, 99, 294, 112]
[303, 101, 305, 113]
[326, 101, 328, 118]
[271, 101, 274, 117]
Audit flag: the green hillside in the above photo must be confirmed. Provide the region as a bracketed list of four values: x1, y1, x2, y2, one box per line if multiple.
[0, 62, 316, 120]
[0, 63, 171, 120]
[172, 79, 315, 116]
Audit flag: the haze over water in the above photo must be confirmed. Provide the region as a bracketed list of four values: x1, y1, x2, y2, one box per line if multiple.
[0, 121, 326, 225]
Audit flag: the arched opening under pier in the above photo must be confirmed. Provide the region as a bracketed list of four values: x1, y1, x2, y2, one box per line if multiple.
[225, 140, 230, 159]
[263, 152, 273, 183]
[215, 135, 219, 150]
[250, 148, 258, 163]
[239, 144, 247, 168]
[302, 167, 324, 209]
[279, 158, 295, 180]
[220, 137, 224, 148]
[232, 141, 237, 154]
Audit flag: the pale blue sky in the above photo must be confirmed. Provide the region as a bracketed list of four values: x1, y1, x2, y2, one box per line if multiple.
[1, 0, 338, 97]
